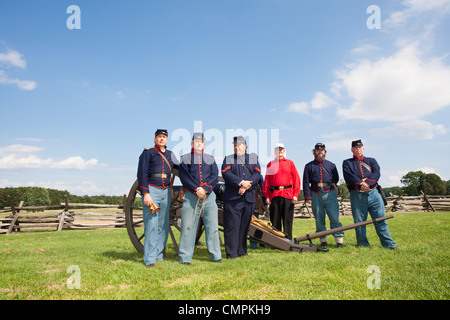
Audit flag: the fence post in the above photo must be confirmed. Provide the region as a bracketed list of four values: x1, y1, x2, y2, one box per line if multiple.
[115, 194, 127, 228]
[57, 210, 66, 231]
[7, 196, 20, 234]
[64, 195, 69, 212]
[421, 191, 436, 212]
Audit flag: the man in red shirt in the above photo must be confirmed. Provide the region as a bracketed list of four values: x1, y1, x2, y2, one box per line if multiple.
[262, 143, 301, 239]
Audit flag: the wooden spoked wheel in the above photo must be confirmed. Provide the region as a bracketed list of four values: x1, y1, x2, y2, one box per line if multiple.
[125, 170, 225, 255]
[125, 169, 184, 255]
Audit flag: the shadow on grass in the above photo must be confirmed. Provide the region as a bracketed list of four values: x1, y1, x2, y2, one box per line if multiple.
[101, 250, 142, 263]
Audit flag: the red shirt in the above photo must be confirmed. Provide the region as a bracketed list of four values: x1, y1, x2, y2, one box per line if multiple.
[262, 157, 301, 200]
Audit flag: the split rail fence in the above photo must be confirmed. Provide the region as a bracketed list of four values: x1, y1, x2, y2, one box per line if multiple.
[1, 192, 449, 235]
[0, 195, 141, 235]
[293, 192, 450, 218]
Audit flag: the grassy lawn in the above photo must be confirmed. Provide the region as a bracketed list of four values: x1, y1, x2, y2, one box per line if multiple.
[0, 211, 448, 300]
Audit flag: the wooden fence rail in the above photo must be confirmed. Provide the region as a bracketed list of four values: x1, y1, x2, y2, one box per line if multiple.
[1, 193, 449, 235]
[0, 195, 129, 234]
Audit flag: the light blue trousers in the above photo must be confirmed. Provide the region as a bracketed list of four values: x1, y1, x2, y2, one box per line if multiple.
[311, 189, 344, 238]
[350, 189, 396, 248]
[142, 186, 171, 266]
[178, 191, 222, 263]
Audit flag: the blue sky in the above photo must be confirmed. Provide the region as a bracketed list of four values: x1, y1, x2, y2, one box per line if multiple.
[1, 0, 450, 196]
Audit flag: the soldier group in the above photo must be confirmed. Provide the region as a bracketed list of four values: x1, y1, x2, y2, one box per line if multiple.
[137, 129, 397, 267]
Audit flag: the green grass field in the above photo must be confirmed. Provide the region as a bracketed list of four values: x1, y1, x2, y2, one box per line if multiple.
[1, 211, 448, 300]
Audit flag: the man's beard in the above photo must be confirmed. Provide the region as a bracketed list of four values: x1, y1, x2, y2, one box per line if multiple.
[315, 154, 325, 162]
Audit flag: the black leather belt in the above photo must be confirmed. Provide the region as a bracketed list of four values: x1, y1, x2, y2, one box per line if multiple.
[269, 185, 292, 191]
[311, 183, 333, 187]
[149, 173, 170, 179]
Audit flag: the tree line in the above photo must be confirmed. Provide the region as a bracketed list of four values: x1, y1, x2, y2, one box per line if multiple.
[383, 171, 450, 197]
[0, 187, 124, 209]
[1, 170, 449, 209]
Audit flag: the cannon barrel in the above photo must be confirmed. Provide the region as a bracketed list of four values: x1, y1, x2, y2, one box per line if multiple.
[294, 215, 394, 244]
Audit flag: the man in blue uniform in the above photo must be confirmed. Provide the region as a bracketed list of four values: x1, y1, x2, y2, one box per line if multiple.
[303, 143, 344, 248]
[137, 129, 179, 267]
[178, 132, 222, 265]
[221, 136, 262, 259]
[342, 139, 397, 249]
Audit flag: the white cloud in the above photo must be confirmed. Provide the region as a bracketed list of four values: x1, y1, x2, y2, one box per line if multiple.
[286, 91, 333, 115]
[319, 139, 353, 151]
[0, 144, 43, 155]
[334, 43, 450, 122]
[0, 154, 98, 170]
[385, 0, 450, 28]
[0, 144, 99, 170]
[286, 101, 310, 114]
[0, 49, 26, 68]
[0, 46, 36, 90]
[351, 44, 381, 55]
[50, 156, 98, 170]
[370, 120, 446, 140]
[0, 69, 36, 90]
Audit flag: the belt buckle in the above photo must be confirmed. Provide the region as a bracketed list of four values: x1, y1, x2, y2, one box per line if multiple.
[279, 186, 284, 190]
[161, 174, 167, 178]
[318, 183, 323, 187]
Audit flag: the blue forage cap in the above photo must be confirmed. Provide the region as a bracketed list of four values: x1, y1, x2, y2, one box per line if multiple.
[351, 139, 363, 147]
[233, 136, 246, 145]
[155, 129, 168, 137]
[192, 132, 205, 141]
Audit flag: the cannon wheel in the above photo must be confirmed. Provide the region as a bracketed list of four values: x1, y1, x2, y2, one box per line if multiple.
[125, 169, 184, 255]
[125, 169, 220, 255]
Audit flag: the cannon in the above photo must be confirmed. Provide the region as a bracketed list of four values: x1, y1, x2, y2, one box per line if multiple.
[125, 171, 394, 255]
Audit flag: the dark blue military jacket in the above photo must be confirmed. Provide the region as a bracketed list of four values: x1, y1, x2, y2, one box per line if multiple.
[179, 149, 218, 195]
[303, 159, 339, 200]
[342, 156, 380, 191]
[137, 146, 179, 193]
[221, 153, 262, 203]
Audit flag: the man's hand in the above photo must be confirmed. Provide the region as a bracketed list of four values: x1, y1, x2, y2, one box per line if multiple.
[143, 193, 153, 207]
[239, 186, 247, 195]
[360, 182, 370, 192]
[196, 187, 207, 199]
[306, 199, 312, 204]
[240, 180, 252, 189]
[291, 196, 298, 204]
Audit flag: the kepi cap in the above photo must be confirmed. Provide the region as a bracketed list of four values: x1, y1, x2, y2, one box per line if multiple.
[314, 143, 326, 150]
[233, 136, 246, 145]
[351, 139, 363, 147]
[192, 132, 205, 141]
[155, 129, 168, 137]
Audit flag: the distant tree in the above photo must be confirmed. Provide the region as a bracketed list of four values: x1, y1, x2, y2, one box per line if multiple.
[401, 171, 424, 196]
[1, 186, 127, 208]
[400, 171, 447, 195]
[383, 186, 403, 197]
[337, 180, 350, 200]
[424, 173, 447, 195]
[22, 187, 51, 208]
